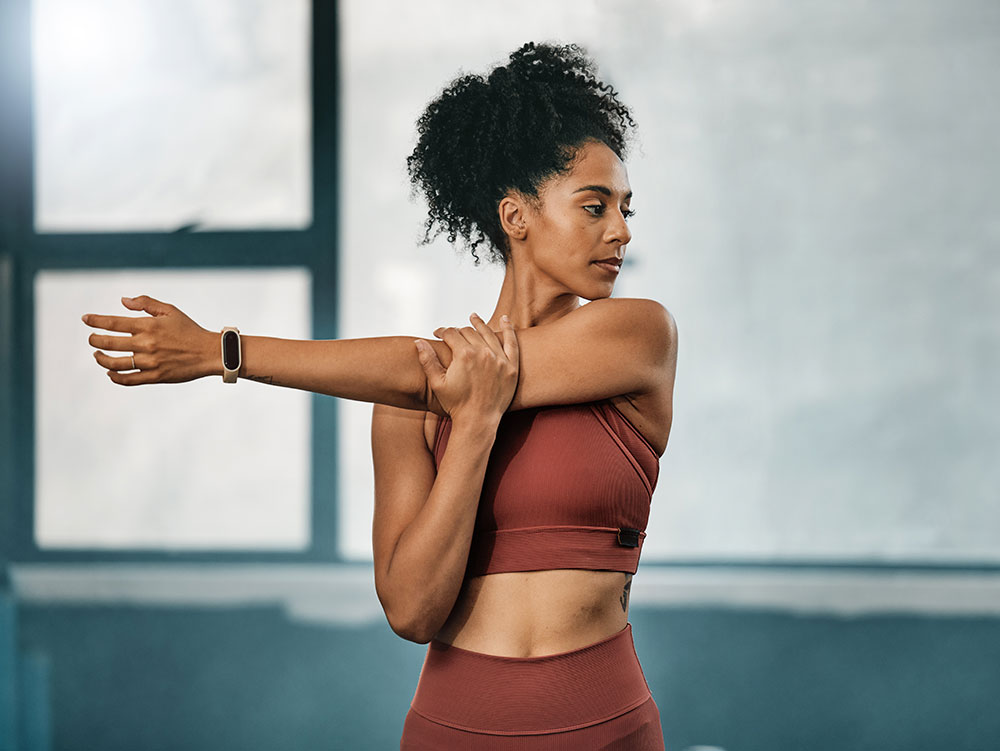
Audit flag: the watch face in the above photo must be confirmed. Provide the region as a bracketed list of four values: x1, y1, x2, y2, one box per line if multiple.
[222, 330, 240, 370]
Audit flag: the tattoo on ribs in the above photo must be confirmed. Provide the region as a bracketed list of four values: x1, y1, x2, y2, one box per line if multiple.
[620, 575, 632, 613]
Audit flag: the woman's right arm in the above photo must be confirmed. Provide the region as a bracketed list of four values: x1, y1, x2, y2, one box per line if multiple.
[82, 295, 447, 412]
[371, 405, 495, 643]
[83, 294, 676, 422]
[371, 315, 518, 643]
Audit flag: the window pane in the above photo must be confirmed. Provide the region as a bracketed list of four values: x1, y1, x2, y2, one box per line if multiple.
[32, 0, 311, 232]
[35, 268, 312, 550]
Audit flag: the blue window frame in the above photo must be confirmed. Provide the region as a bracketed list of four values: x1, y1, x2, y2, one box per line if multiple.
[0, 0, 346, 564]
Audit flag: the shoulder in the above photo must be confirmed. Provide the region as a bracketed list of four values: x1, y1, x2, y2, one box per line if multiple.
[573, 298, 677, 357]
[570, 297, 674, 328]
[508, 297, 677, 411]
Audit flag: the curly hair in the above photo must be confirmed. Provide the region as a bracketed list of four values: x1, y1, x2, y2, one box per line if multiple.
[406, 42, 636, 265]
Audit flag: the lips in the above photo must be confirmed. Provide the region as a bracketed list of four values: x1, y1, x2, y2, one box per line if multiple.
[592, 257, 622, 274]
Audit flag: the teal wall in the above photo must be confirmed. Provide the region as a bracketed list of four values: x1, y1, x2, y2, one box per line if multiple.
[0, 595, 17, 750]
[10, 602, 1000, 751]
[1, 593, 50, 751]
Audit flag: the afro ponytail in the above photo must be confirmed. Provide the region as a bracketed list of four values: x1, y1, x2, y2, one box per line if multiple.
[407, 42, 636, 264]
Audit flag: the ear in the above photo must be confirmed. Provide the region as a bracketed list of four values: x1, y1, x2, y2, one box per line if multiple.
[498, 192, 529, 243]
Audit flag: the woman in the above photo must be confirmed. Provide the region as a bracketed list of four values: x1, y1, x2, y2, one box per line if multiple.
[83, 42, 677, 749]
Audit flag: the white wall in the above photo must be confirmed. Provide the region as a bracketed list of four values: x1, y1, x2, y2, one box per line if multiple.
[337, 0, 1000, 564]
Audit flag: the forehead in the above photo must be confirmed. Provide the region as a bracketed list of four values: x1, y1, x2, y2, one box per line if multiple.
[545, 140, 631, 198]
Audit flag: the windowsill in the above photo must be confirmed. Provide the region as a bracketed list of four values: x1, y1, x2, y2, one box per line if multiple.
[8, 563, 1000, 624]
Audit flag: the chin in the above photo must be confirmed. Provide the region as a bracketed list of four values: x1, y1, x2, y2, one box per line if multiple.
[578, 285, 616, 302]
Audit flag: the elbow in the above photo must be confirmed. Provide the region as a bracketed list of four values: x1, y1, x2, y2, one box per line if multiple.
[401, 628, 434, 645]
[378, 593, 436, 644]
[386, 611, 434, 644]
[376, 569, 450, 644]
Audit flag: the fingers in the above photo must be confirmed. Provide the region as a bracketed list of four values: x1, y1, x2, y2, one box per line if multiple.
[414, 340, 446, 389]
[93, 351, 140, 372]
[456, 325, 483, 349]
[81, 313, 145, 334]
[467, 313, 506, 359]
[106, 368, 159, 386]
[433, 326, 473, 355]
[121, 295, 173, 317]
[434, 314, 506, 357]
[81, 293, 173, 331]
[499, 314, 519, 363]
[87, 332, 136, 352]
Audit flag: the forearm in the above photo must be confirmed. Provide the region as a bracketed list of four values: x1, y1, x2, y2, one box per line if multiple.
[383, 420, 497, 642]
[236, 335, 433, 411]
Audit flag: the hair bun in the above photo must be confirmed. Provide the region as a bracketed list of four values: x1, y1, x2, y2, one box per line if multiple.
[407, 42, 635, 265]
[487, 65, 510, 86]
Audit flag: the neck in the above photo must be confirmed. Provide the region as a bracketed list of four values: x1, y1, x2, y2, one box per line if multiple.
[486, 257, 580, 329]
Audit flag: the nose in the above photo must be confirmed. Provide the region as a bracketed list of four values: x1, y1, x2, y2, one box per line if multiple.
[605, 207, 632, 247]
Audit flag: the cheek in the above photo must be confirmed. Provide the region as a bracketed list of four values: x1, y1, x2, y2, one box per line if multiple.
[535, 203, 582, 232]
[542, 214, 592, 247]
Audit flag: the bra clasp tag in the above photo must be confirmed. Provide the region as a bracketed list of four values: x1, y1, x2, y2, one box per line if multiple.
[617, 527, 641, 548]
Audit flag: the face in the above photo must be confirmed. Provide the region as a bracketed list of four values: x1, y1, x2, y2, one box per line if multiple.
[514, 139, 633, 300]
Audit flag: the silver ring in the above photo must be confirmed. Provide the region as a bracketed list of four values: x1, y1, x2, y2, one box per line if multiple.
[130, 355, 136, 370]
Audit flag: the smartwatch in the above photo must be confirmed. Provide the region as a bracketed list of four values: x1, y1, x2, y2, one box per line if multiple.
[221, 327, 241, 383]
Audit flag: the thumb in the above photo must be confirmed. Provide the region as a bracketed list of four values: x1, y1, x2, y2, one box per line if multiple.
[122, 295, 172, 316]
[414, 339, 446, 388]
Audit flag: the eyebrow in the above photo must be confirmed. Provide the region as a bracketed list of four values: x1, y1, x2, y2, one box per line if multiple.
[573, 184, 633, 201]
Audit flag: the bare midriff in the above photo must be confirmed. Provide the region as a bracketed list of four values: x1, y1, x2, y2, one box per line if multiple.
[432, 568, 631, 658]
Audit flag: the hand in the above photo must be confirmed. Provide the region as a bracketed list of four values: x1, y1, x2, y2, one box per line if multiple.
[82, 295, 218, 385]
[414, 313, 519, 426]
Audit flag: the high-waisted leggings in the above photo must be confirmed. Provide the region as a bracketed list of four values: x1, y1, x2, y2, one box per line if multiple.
[400, 622, 665, 750]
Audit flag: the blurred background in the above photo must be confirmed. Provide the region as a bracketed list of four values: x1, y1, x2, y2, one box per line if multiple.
[1, 0, 998, 749]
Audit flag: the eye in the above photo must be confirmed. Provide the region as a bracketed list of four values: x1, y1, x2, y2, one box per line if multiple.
[622, 208, 636, 220]
[583, 204, 605, 217]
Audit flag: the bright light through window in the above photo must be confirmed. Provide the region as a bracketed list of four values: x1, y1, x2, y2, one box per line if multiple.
[32, 0, 311, 233]
[35, 268, 312, 550]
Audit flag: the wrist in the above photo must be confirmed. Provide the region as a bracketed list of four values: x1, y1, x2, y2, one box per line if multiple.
[201, 328, 224, 378]
[448, 412, 503, 441]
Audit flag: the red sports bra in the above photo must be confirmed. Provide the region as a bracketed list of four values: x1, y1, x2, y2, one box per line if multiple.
[432, 400, 659, 577]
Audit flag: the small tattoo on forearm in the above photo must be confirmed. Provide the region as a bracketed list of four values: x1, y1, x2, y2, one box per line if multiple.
[620, 575, 632, 613]
[248, 374, 274, 384]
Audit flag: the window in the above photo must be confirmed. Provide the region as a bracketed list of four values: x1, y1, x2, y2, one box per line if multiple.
[32, 0, 311, 233]
[35, 268, 311, 550]
[2, 0, 340, 562]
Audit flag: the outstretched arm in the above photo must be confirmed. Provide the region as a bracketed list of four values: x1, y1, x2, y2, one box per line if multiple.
[83, 294, 676, 414]
[83, 295, 446, 412]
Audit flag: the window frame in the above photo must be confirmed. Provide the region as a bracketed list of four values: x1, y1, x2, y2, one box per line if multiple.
[0, 0, 347, 564]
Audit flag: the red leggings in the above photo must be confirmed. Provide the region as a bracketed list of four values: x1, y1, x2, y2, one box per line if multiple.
[400, 623, 665, 750]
